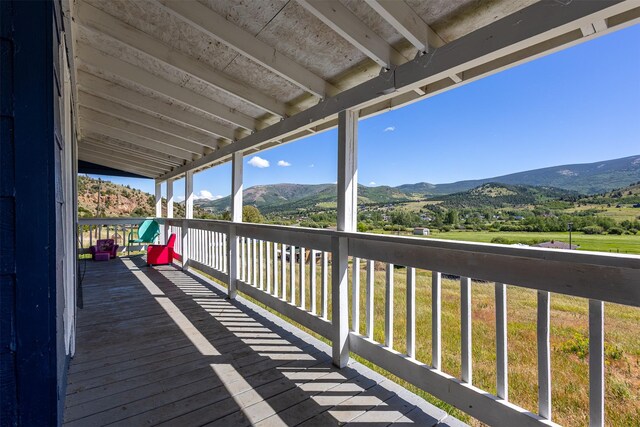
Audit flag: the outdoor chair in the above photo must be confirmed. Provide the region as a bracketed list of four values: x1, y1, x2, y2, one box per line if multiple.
[89, 239, 119, 260]
[127, 219, 160, 254]
[147, 233, 176, 266]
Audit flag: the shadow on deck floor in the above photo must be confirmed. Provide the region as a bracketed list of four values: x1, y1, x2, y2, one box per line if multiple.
[64, 256, 466, 426]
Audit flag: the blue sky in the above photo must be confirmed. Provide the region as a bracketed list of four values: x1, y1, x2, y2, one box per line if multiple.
[90, 24, 640, 201]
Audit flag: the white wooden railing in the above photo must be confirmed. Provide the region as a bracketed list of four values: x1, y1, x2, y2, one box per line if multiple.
[78, 217, 640, 426]
[77, 217, 153, 254]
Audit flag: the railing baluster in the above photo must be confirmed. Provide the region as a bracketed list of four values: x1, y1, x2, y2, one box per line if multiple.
[281, 244, 287, 300]
[239, 236, 244, 281]
[89, 225, 93, 248]
[300, 247, 306, 310]
[259, 240, 264, 290]
[290, 245, 296, 304]
[589, 299, 604, 427]
[248, 238, 254, 285]
[537, 290, 551, 420]
[273, 242, 279, 297]
[223, 233, 227, 273]
[406, 266, 415, 358]
[366, 259, 374, 339]
[310, 249, 317, 314]
[461, 276, 472, 384]
[214, 232, 218, 270]
[321, 251, 328, 319]
[352, 257, 360, 334]
[496, 282, 508, 400]
[266, 240, 271, 293]
[385, 263, 394, 348]
[252, 239, 258, 286]
[432, 271, 441, 370]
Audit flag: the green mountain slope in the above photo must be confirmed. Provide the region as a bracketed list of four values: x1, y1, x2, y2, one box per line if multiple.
[196, 155, 639, 213]
[428, 155, 640, 195]
[430, 183, 579, 209]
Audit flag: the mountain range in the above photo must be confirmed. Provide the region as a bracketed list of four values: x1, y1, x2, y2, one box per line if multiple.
[194, 155, 640, 213]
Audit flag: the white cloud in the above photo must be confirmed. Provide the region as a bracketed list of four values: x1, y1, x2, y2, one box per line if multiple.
[369, 181, 376, 186]
[193, 190, 223, 200]
[198, 190, 213, 199]
[308, 164, 315, 168]
[277, 160, 291, 167]
[384, 126, 395, 132]
[248, 156, 270, 168]
[175, 196, 185, 202]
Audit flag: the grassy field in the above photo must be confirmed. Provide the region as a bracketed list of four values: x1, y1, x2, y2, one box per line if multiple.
[205, 248, 640, 427]
[376, 229, 640, 255]
[569, 205, 640, 222]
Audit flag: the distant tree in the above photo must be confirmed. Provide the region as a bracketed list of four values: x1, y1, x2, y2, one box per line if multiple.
[243, 206, 264, 223]
[445, 209, 458, 225]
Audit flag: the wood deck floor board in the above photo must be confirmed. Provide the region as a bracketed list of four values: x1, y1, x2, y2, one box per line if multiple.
[64, 256, 465, 426]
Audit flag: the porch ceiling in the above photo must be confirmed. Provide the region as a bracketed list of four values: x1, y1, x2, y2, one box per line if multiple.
[68, 0, 640, 179]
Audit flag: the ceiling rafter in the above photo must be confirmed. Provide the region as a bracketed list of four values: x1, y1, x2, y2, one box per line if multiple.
[364, 0, 445, 52]
[77, 71, 242, 140]
[297, 0, 409, 69]
[79, 143, 171, 173]
[81, 136, 184, 167]
[76, 42, 256, 134]
[156, 0, 338, 99]
[78, 152, 159, 178]
[79, 119, 196, 161]
[75, 1, 288, 118]
[78, 91, 218, 149]
[79, 106, 206, 156]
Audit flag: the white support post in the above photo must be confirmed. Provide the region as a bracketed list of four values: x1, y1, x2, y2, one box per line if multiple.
[155, 181, 163, 243]
[182, 171, 193, 271]
[228, 151, 242, 299]
[331, 236, 349, 368]
[332, 109, 358, 368]
[185, 171, 193, 220]
[155, 181, 162, 217]
[589, 299, 604, 427]
[166, 179, 174, 243]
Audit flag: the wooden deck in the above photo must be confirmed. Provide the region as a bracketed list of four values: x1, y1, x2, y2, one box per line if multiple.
[64, 256, 466, 426]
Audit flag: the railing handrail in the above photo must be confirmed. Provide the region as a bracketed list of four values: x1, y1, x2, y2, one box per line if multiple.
[78, 217, 150, 225]
[159, 217, 640, 306]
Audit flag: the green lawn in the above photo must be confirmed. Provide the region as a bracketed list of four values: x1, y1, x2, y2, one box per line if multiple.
[375, 229, 640, 255]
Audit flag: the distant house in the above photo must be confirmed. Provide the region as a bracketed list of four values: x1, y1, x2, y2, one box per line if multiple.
[413, 227, 430, 236]
[534, 240, 579, 250]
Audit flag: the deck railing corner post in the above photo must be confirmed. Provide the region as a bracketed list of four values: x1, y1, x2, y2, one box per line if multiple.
[228, 223, 238, 299]
[331, 235, 350, 368]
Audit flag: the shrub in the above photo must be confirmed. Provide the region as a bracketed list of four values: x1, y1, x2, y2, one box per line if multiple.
[491, 237, 511, 244]
[608, 227, 625, 235]
[559, 333, 623, 361]
[582, 225, 604, 235]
